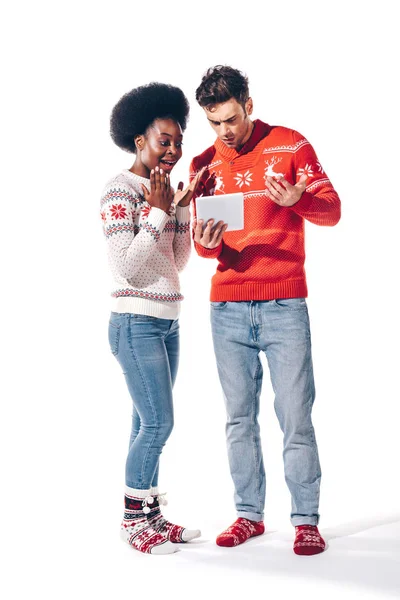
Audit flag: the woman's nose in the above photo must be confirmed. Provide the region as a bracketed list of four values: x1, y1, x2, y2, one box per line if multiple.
[167, 145, 179, 156]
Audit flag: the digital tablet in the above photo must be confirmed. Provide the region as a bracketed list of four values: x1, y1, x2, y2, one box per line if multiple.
[195, 192, 244, 231]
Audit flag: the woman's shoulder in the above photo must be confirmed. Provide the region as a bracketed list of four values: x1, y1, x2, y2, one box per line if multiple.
[101, 170, 145, 201]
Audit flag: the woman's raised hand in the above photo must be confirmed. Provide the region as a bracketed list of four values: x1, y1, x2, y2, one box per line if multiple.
[140, 167, 174, 214]
[173, 166, 208, 207]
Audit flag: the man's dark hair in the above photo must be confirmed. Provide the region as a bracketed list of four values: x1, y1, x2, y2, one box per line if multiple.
[110, 82, 190, 153]
[195, 65, 249, 108]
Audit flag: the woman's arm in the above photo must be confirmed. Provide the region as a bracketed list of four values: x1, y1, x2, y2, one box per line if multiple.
[101, 182, 169, 279]
[173, 205, 191, 272]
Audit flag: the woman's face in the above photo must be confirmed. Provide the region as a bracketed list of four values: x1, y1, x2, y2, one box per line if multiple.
[136, 118, 183, 174]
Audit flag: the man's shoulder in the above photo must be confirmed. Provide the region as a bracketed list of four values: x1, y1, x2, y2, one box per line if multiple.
[263, 125, 306, 148]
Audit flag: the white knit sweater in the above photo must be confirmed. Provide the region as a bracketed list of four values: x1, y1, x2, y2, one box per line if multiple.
[100, 169, 191, 319]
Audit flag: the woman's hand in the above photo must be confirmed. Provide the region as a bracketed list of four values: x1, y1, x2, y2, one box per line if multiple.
[140, 166, 173, 214]
[192, 218, 227, 249]
[174, 166, 208, 207]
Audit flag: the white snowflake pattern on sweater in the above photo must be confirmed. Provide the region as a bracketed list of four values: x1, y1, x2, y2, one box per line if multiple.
[100, 170, 191, 319]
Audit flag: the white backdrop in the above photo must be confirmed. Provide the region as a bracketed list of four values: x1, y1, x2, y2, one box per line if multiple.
[1, 1, 399, 598]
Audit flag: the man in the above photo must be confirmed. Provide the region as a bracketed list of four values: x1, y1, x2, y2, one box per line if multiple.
[190, 65, 341, 555]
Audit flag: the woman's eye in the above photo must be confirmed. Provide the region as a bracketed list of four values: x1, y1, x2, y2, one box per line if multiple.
[160, 141, 169, 147]
[176, 142, 183, 148]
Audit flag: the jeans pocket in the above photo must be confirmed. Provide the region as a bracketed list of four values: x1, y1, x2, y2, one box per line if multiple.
[108, 321, 121, 355]
[210, 301, 228, 310]
[274, 297, 307, 310]
[132, 314, 157, 321]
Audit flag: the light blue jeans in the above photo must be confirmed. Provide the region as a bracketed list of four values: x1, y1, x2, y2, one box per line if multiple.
[108, 312, 179, 490]
[210, 299, 321, 526]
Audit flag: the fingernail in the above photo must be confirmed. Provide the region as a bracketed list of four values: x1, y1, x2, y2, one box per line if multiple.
[151, 169, 154, 173]
[160, 168, 163, 174]
[155, 166, 159, 171]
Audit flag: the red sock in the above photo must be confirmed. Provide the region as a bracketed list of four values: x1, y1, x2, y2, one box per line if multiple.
[216, 518, 265, 547]
[293, 525, 325, 555]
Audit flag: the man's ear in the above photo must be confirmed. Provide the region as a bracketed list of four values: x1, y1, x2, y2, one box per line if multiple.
[135, 135, 144, 151]
[245, 97, 253, 116]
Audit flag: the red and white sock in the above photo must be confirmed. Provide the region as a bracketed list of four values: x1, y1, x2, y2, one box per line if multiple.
[121, 487, 177, 555]
[216, 518, 265, 547]
[293, 525, 326, 555]
[145, 487, 201, 543]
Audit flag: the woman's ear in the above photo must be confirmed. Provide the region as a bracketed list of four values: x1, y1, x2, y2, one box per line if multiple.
[134, 134, 144, 152]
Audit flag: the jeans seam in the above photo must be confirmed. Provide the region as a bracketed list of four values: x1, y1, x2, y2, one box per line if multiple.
[307, 361, 320, 470]
[109, 321, 121, 355]
[308, 385, 321, 494]
[127, 322, 159, 488]
[252, 358, 263, 515]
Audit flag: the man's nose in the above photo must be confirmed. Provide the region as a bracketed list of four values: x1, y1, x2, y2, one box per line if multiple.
[220, 123, 230, 137]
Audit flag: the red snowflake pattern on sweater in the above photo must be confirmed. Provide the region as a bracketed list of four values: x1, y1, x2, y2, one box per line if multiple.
[141, 205, 151, 219]
[110, 203, 128, 219]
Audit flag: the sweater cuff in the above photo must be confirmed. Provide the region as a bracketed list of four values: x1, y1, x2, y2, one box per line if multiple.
[175, 205, 191, 222]
[194, 241, 222, 258]
[147, 206, 170, 229]
[289, 191, 314, 216]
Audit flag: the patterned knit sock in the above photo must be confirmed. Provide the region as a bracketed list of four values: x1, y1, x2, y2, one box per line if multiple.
[121, 487, 177, 555]
[216, 518, 265, 547]
[293, 525, 326, 555]
[145, 487, 201, 543]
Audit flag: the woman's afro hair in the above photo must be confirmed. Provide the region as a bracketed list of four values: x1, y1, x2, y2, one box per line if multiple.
[110, 82, 190, 153]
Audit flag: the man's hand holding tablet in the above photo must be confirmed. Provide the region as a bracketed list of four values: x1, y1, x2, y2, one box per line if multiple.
[193, 192, 244, 248]
[193, 216, 228, 249]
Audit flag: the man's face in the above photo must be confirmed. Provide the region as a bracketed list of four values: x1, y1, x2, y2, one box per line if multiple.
[204, 98, 253, 151]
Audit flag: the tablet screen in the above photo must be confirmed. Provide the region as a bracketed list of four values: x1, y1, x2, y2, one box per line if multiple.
[195, 193, 244, 231]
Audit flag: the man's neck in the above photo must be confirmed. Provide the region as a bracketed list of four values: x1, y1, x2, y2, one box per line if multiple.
[235, 120, 254, 152]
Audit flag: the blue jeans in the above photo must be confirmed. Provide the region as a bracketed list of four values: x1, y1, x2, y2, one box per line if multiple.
[108, 312, 179, 490]
[210, 299, 321, 526]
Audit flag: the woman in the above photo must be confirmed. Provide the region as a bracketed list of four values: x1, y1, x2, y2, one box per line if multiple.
[100, 83, 203, 555]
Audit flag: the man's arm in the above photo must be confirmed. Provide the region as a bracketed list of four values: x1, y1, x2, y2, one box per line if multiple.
[189, 158, 225, 258]
[265, 132, 341, 227]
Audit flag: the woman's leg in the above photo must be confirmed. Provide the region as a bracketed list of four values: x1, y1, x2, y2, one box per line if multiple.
[109, 312, 175, 490]
[145, 319, 201, 542]
[151, 318, 180, 488]
[108, 312, 178, 554]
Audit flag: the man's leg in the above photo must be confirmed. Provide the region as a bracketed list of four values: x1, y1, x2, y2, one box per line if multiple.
[262, 298, 321, 526]
[210, 301, 265, 522]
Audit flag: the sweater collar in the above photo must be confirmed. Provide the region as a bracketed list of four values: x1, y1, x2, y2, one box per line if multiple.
[123, 169, 150, 186]
[214, 119, 271, 160]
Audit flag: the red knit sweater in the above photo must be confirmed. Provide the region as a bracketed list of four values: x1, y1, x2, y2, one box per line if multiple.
[190, 119, 341, 302]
